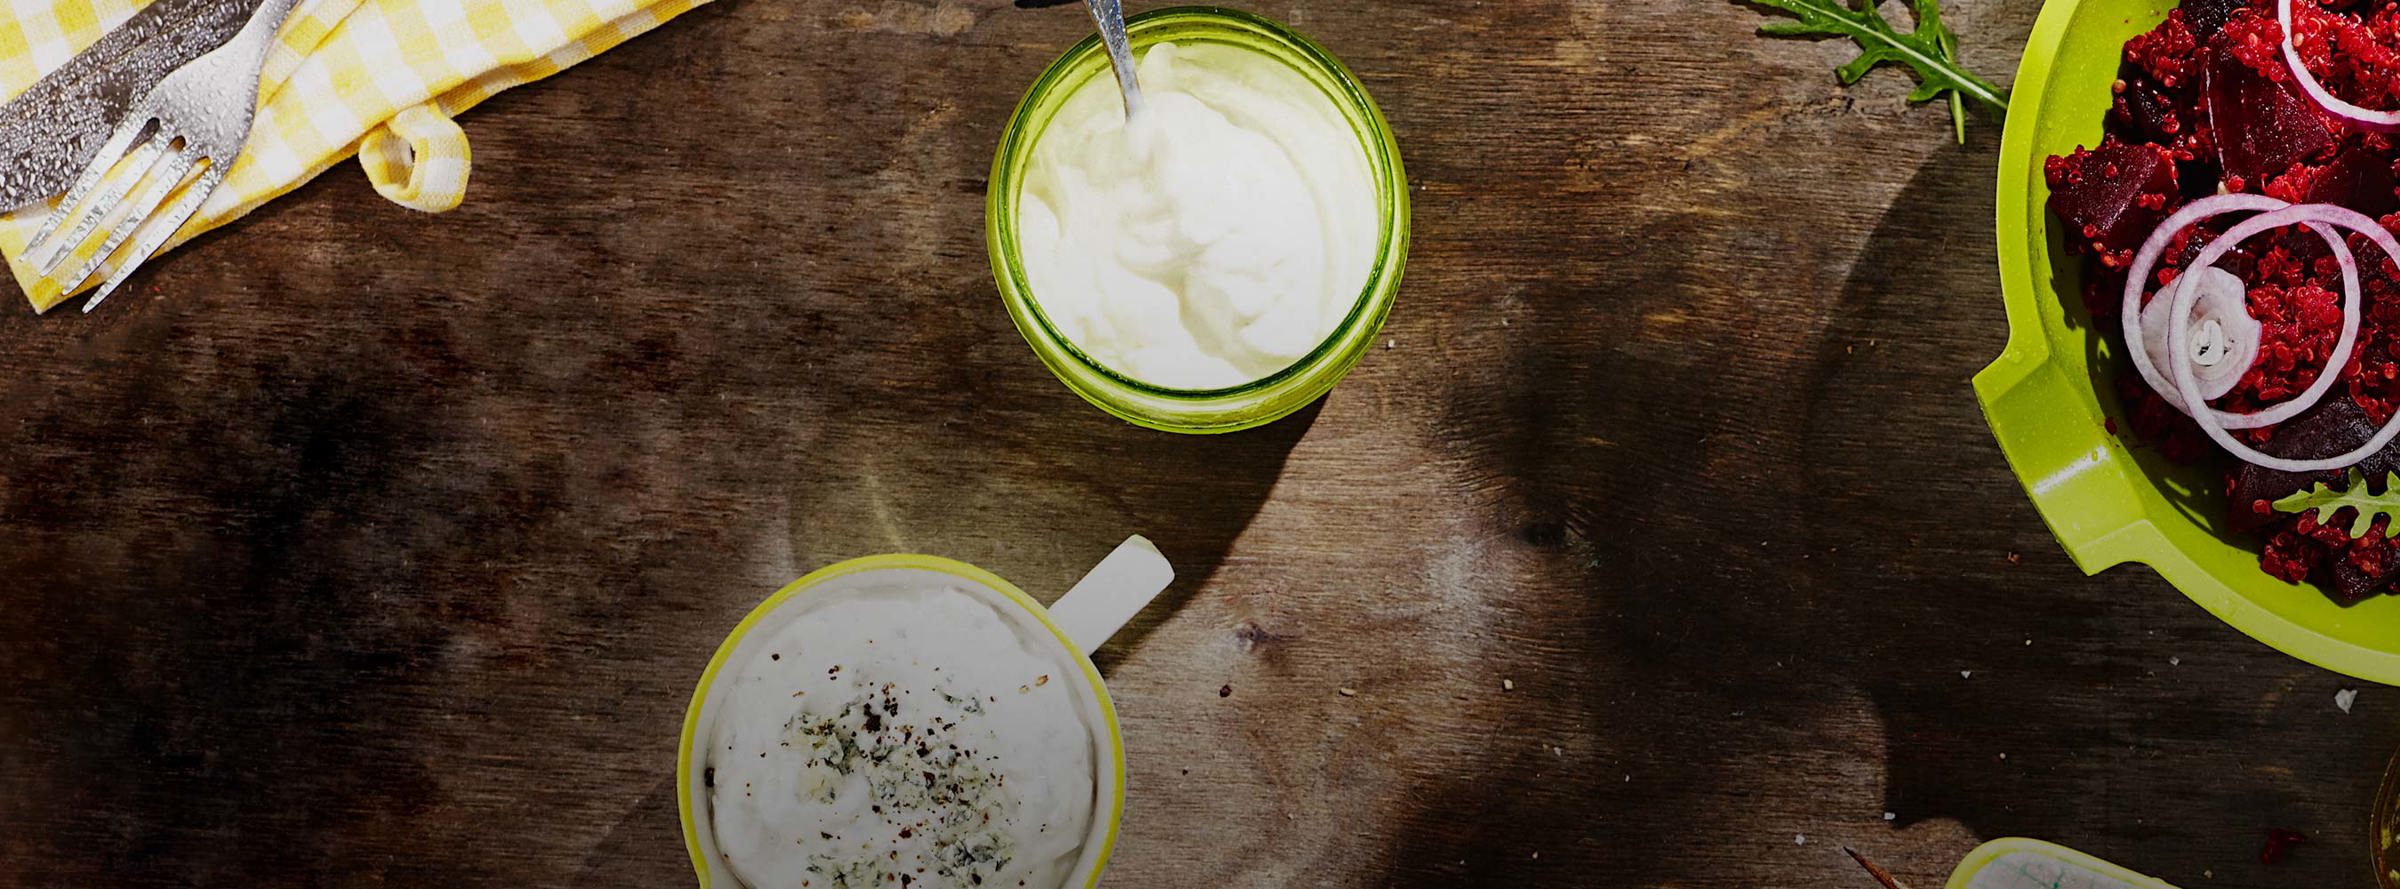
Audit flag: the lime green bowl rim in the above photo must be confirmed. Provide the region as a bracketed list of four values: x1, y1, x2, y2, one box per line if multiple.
[675, 554, 1127, 888]
[1975, 0, 2400, 683]
[1943, 838, 2179, 889]
[985, 5, 1410, 434]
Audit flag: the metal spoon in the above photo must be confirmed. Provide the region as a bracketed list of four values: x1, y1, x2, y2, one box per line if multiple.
[1083, 0, 1144, 117]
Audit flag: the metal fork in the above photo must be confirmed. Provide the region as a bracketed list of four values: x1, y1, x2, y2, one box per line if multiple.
[24, 0, 299, 313]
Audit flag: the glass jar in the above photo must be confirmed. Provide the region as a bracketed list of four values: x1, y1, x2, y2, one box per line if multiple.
[986, 7, 1409, 434]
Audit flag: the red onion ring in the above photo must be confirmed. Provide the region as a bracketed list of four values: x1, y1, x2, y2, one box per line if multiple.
[2120, 194, 2353, 428]
[2171, 203, 2392, 472]
[2280, 0, 2400, 132]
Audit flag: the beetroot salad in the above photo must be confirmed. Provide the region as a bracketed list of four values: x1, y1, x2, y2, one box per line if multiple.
[2043, 0, 2400, 604]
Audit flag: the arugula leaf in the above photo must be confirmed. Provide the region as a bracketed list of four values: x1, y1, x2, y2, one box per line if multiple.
[2274, 470, 2400, 537]
[1747, 0, 2010, 143]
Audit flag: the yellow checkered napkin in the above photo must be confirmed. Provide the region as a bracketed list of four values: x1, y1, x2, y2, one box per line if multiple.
[0, 0, 711, 312]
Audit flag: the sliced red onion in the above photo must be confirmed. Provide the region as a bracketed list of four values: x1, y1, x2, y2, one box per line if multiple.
[2171, 203, 2391, 472]
[2140, 266, 2259, 401]
[2120, 193, 2350, 427]
[2280, 0, 2400, 132]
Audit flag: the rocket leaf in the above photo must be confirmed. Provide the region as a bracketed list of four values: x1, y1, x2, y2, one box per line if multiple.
[1746, 0, 2010, 143]
[2274, 470, 2400, 538]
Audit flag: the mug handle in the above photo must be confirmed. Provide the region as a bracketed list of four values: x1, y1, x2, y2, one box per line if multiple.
[1050, 535, 1176, 657]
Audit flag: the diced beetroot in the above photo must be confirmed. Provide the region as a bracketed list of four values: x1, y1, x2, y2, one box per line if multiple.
[2307, 146, 2400, 216]
[2177, 146, 2229, 202]
[2225, 399, 2388, 534]
[2207, 41, 2337, 188]
[2046, 143, 2180, 255]
[2083, 264, 2132, 322]
[2329, 540, 2397, 603]
[2181, 0, 2245, 40]
[2118, 374, 2216, 462]
[2224, 397, 2400, 605]
[2231, 463, 2316, 535]
[2111, 71, 2185, 145]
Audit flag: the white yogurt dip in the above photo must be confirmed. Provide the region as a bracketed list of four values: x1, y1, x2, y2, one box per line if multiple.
[699, 576, 1102, 889]
[1017, 40, 1380, 390]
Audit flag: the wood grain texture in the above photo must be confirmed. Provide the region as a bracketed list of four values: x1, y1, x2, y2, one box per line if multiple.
[0, 1, 2388, 886]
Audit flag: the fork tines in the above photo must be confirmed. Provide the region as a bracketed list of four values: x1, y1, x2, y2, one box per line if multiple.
[24, 0, 294, 313]
[26, 116, 229, 317]
[23, 112, 223, 313]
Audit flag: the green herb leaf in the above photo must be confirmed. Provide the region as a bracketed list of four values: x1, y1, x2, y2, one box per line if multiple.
[1746, 0, 2010, 143]
[2273, 470, 2400, 537]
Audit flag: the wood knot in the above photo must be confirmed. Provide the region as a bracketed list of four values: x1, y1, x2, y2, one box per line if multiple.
[1520, 520, 1568, 548]
[1234, 620, 1283, 653]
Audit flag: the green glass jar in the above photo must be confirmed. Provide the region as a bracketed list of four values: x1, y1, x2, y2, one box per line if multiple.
[986, 7, 1409, 434]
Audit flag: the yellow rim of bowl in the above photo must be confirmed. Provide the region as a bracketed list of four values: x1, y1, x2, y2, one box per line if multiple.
[676, 554, 1128, 888]
[1944, 838, 2179, 889]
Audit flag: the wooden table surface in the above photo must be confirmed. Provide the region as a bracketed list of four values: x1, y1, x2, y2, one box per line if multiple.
[0, 0, 2390, 886]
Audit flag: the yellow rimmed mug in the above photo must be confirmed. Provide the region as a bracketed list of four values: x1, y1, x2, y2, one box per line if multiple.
[677, 538, 1176, 888]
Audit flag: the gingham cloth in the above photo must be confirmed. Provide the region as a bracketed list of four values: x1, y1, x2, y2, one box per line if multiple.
[0, 0, 710, 312]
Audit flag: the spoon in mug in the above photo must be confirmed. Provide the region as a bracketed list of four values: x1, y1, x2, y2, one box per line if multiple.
[1084, 0, 1144, 117]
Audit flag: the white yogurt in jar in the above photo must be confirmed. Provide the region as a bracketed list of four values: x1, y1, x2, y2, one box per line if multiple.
[1017, 40, 1381, 390]
[698, 576, 1102, 889]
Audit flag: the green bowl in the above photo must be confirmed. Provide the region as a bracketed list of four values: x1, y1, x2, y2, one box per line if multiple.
[1976, 0, 2400, 683]
[1944, 838, 2181, 889]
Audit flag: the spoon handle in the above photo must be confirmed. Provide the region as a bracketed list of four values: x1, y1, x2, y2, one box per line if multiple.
[1083, 0, 1144, 116]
